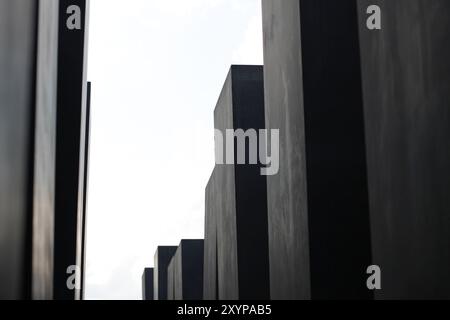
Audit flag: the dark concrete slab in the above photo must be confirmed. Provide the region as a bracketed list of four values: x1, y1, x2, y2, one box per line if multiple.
[180, 240, 204, 300]
[142, 268, 154, 300]
[53, 0, 90, 300]
[154, 246, 177, 300]
[203, 170, 218, 300]
[357, 0, 450, 299]
[168, 240, 204, 300]
[213, 65, 270, 300]
[262, 0, 372, 299]
[0, 0, 39, 300]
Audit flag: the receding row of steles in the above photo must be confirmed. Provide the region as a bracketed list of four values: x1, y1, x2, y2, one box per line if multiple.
[143, 0, 450, 300]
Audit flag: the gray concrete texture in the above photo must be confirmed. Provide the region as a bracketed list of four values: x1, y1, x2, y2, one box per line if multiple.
[0, 0, 38, 300]
[33, 0, 60, 300]
[167, 246, 182, 300]
[167, 258, 176, 300]
[154, 246, 177, 300]
[211, 65, 270, 300]
[203, 170, 218, 300]
[262, 0, 372, 299]
[167, 240, 204, 300]
[357, 0, 450, 299]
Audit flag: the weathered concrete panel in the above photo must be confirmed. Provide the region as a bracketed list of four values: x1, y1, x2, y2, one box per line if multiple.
[262, 0, 372, 299]
[213, 65, 270, 300]
[357, 0, 450, 299]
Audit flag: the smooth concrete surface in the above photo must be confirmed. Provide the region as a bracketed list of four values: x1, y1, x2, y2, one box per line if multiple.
[53, 0, 90, 300]
[167, 244, 182, 300]
[203, 170, 218, 300]
[357, 0, 450, 299]
[172, 244, 183, 300]
[0, 0, 38, 300]
[142, 268, 154, 300]
[213, 72, 238, 300]
[32, 0, 60, 300]
[154, 246, 177, 300]
[168, 240, 204, 300]
[213, 65, 270, 300]
[262, 0, 372, 299]
[167, 259, 175, 300]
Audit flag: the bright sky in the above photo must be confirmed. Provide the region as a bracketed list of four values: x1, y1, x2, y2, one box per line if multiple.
[85, 0, 263, 300]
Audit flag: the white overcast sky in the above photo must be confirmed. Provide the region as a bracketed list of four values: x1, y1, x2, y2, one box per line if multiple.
[85, 0, 263, 300]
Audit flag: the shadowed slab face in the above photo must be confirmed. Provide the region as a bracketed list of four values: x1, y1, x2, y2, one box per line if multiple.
[262, 0, 372, 300]
[142, 268, 154, 300]
[53, 0, 90, 301]
[212, 65, 270, 300]
[358, 0, 450, 299]
[180, 240, 204, 300]
[154, 246, 177, 300]
[168, 240, 204, 301]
